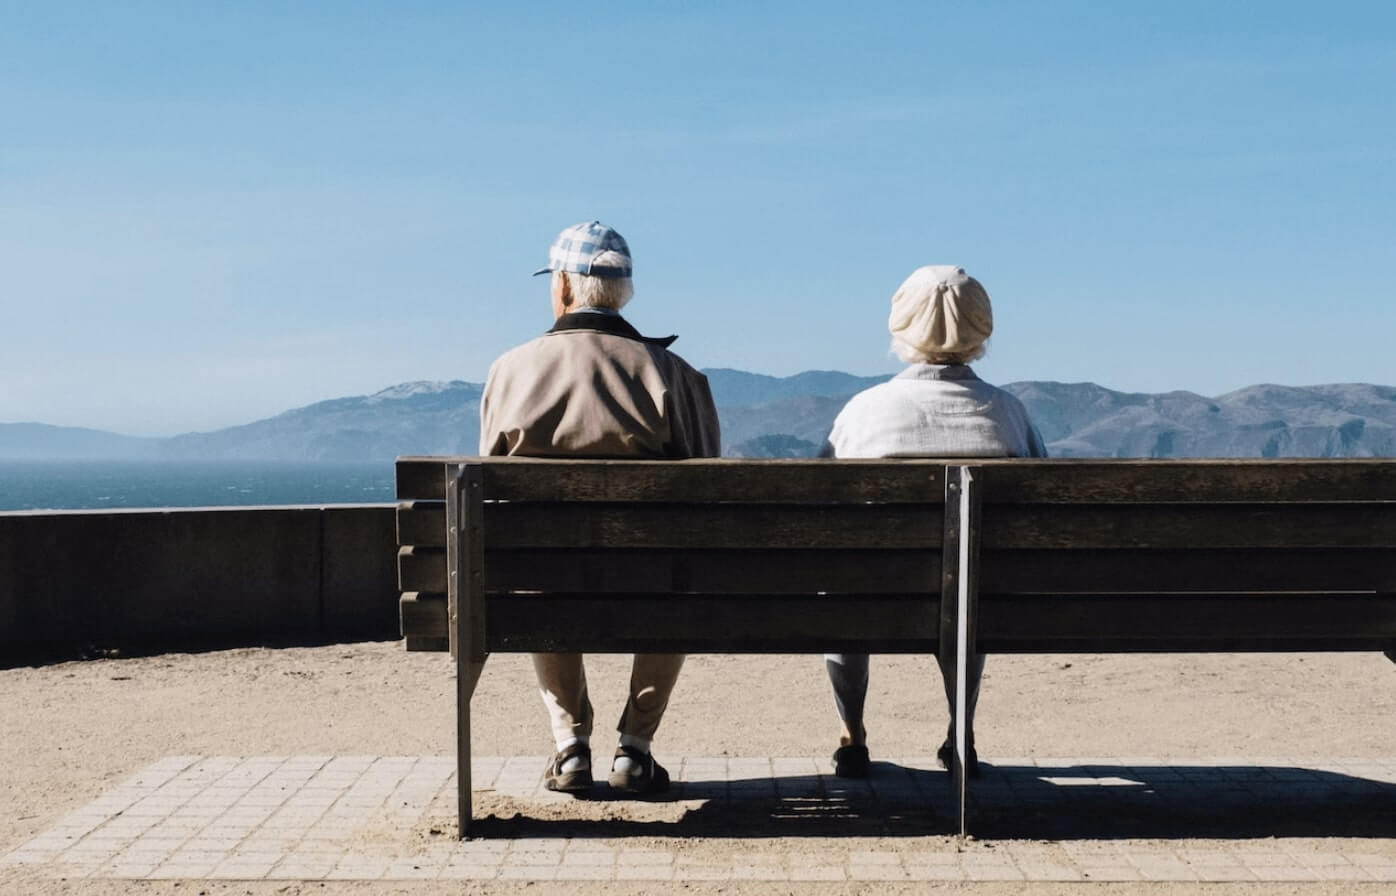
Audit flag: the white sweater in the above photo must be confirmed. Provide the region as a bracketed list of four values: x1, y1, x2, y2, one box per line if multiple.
[825, 364, 1047, 459]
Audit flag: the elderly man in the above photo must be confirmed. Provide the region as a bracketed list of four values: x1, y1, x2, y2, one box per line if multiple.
[821, 265, 1047, 780]
[479, 221, 721, 795]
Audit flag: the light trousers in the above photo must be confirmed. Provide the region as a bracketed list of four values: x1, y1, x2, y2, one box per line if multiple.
[825, 652, 986, 742]
[532, 652, 686, 745]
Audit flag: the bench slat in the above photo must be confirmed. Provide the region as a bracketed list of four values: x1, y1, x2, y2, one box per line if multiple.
[973, 459, 1396, 504]
[396, 592, 938, 652]
[397, 457, 945, 503]
[978, 592, 1396, 652]
[484, 593, 939, 653]
[402, 544, 945, 595]
[982, 504, 1396, 549]
[486, 549, 939, 594]
[483, 504, 943, 549]
[981, 548, 1396, 593]
[398, 545, 445, 594]
[397, 502, 445, 547]
[399, 592, 449, 650]
[402, 588, 1396, 654]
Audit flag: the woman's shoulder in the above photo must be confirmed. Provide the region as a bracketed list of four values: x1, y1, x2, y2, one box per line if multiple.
[835, 378, 918, 417]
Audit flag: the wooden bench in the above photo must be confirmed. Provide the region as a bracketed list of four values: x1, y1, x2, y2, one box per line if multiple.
[395, 456, 1396, 837]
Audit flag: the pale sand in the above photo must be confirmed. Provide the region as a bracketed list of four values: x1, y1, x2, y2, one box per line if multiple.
[2, 643, 1394, 894]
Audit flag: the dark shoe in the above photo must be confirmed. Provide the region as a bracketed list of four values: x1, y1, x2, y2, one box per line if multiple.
[607, 745, 670, 794]
[543, 743, 593, 793]
[832, 744, 871, 778]
[937, 738, 981, 779]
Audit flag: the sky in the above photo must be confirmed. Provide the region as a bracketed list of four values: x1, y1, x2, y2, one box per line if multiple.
[2, 1, 1394, 436]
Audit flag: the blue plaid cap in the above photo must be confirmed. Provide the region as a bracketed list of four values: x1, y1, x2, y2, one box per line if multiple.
[532, 220, 633, 279]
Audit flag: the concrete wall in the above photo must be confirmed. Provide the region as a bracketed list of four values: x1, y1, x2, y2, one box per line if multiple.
[0, 505, 398, 666]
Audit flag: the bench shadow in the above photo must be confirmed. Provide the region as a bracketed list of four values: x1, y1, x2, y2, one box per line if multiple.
[968, 762, 1396, 841]
[469, 762, 1396, 841]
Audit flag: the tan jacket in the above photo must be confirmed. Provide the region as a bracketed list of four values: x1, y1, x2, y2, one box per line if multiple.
[480, 313, 721, 459]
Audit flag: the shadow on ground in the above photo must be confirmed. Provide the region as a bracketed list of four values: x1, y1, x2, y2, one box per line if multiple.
[467, 763, 1396, 841]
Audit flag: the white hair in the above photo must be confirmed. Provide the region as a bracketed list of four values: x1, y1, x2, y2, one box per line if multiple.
[890, 337, 987, 365]
[556, 270, 634, 311]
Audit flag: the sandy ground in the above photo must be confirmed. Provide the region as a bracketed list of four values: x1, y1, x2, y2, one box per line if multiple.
[2, 642, 1395, 895]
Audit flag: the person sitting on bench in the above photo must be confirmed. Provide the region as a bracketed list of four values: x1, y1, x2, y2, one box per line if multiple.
[479, 221, 721, 795]
[820, 265, 1047, 779]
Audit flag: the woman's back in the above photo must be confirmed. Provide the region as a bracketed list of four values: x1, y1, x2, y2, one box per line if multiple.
[826, 363, 1045, 459]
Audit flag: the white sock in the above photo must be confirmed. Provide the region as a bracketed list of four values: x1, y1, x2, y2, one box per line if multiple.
[614, 734, 651, 777]
[556, 735, 589, 774]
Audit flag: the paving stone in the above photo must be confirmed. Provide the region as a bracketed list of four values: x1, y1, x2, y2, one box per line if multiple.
[1196, 866, 1258, 881]
[1348, 853, 1396, 867]
[789, 864, 845, 880]
[500, 865, 559, 880]
[438, 864, 499, 879]
[673, 866, 733, 880]
[850, 865, 909, 880]
[210, 859, 278, 879]
[1079, 866, 1143, 881]
[616, 865, 674, 880]
[1015, 862, 1081, 880]
[905, 864, 966, 880]
[965, 864, 1026, 881]
[381, 860, 442, 879]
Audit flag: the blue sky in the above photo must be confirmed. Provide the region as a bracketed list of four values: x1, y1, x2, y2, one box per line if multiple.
[2, 2, 1394, 435]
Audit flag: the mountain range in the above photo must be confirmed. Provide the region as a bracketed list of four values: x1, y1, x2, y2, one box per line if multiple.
[3, 369, 1395, 461]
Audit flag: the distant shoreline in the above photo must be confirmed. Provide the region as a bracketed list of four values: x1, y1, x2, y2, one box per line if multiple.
[0, 459, 394, 512]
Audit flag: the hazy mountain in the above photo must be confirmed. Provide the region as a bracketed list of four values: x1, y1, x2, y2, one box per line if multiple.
[159, 381, 484, 462]
[1006, 381, 1396, 458]
[704, 368, 889, 408]
[4, 374, 1395, 462]
[721, 394, 852, 457]
[0, 423, 159, 460]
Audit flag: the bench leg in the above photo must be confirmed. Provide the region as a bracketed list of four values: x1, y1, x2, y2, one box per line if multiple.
[457, 655, 486, 837]
[940, 465, 980, 839]
[447, 461, 489, 838]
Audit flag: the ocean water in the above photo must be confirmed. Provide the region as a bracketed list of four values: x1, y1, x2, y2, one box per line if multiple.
[0, 460, 396, 511]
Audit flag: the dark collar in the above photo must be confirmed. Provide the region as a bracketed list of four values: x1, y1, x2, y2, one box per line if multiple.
[548, 312, 678, 348]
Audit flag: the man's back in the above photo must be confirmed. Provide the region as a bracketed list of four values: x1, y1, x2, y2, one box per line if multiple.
[480, 316, 719, 459]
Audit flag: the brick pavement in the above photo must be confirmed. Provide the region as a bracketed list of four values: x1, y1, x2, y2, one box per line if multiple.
[4, 755, 1396, 882]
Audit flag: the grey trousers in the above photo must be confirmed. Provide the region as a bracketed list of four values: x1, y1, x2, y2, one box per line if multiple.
[824, 652, 986, 743]
[532, 652, 686, 745]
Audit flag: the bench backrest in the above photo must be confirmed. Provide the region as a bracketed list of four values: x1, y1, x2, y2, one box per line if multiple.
[396, 458, 1396, 656]
[969, 459, 1396, 652]
[396, 458, 952, 655]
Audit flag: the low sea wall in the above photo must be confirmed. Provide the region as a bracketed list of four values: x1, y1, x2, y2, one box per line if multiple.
[0, 505, 399, 666]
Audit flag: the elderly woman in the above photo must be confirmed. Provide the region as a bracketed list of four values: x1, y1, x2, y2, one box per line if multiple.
[822, 265, 1047, 779]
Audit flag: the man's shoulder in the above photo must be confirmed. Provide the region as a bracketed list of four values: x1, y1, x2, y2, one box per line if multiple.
[651, 344, 706, 380]
[486, 333, 553, 376]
